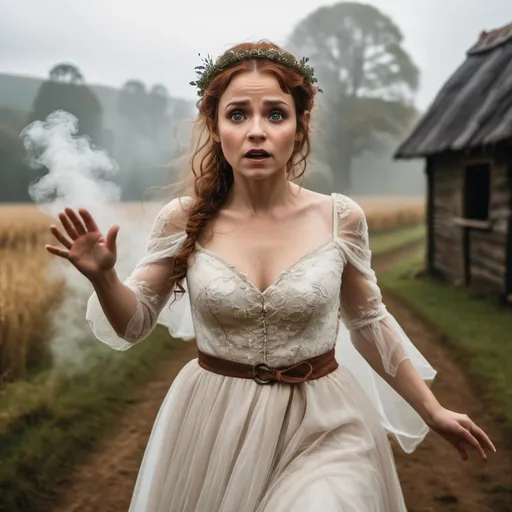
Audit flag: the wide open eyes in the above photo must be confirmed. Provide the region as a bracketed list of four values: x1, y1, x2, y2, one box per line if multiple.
[228, 110, 286, 123]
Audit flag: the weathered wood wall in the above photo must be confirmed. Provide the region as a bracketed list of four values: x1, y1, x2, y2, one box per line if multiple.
[429, 146, 511, 296]
[430, 153, 465, 284]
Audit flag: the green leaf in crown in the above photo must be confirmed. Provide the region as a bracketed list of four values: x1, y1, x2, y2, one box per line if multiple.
[190, 49, 322, 97]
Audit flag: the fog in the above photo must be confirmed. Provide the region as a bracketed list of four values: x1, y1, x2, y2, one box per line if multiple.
[2, 0, 510, 370]
[20, 111, 163, 369]
[1, 0, 511, 109]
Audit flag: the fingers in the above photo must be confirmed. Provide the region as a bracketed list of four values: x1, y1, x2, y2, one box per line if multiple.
[457, 418, 495, 461]
[56, 207, 100, 241]
[49, 225, 72, 250]
[471, 423, 497, 454]
[45, 244, 69, 259]
[58, 211, 79, 240]
[64, 208, 87, 236]
[439, 410, 497, 463]
[78, 208, 100, 233]
[48, 207, 96, 256]
[453, 423, 483, 457]
[453, 441, 468, 461]
[105, 225, 120, 252]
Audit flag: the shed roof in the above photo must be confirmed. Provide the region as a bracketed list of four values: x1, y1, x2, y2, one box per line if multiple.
[395, 22, 512, 159]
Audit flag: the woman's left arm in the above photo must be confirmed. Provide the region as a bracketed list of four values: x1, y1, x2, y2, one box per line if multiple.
[338, 199, 496, 462]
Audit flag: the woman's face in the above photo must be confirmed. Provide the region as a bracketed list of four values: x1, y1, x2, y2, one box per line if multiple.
[216, 69, 299, 180]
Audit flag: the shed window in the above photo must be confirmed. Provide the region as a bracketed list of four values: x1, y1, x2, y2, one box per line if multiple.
[464, 164, 490, 221]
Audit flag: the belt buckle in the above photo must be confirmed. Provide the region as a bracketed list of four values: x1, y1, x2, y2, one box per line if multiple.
[252, 362, 274, 385]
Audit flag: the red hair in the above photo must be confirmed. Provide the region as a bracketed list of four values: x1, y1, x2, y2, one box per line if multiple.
[169, 41, 317, 298]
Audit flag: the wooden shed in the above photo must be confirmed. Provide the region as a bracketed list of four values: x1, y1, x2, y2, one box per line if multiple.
[394, 22, 512, 302]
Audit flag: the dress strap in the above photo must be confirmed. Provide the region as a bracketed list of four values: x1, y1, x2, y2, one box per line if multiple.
[331, 193, 339, 238]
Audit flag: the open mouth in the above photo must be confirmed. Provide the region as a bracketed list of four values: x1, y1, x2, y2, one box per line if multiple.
[244, 149, 271, 160]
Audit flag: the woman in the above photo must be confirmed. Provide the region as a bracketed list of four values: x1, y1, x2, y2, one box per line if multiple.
[46, 41, 495, 511]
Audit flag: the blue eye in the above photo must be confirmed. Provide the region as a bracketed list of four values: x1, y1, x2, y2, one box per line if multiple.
[270, 111, 284, 121]
[230, 111, 244, 122]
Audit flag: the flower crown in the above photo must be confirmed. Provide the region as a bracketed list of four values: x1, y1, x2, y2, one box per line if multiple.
[190, 48, 321, 97]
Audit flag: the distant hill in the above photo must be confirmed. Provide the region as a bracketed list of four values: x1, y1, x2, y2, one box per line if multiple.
[0, 73, 42, 113]
[0, 72, 194, 138]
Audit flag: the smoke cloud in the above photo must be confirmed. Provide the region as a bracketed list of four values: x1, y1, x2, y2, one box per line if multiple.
[20, 110, 164, 372]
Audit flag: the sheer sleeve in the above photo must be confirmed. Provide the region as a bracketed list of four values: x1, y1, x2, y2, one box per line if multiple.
[332, 193, 437, 453]
[85, 197, 192, 351]
[336, 198, 409, 376]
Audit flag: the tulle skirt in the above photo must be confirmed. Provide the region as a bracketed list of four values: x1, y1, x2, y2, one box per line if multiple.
[128, 360, 407, 511]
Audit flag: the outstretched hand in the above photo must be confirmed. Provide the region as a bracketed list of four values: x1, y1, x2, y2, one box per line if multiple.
[46, 207, 120, 281]
[428, 407, 496, 462]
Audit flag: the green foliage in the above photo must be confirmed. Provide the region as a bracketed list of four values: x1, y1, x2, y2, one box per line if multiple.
[287, 1, 420, 192]
[28, 64, 103, 145]
[49, 63, 84, 85]
[190, 48, 320, 97]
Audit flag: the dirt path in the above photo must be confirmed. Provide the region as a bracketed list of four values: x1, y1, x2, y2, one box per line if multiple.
[383, 292, 512, 512]
[51, 344, 199, 512]
[52, 242, 512, 512]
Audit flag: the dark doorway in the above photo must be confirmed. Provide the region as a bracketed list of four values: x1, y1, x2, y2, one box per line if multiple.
[463, 163, 491, 285]
[464, 164, 491, 221]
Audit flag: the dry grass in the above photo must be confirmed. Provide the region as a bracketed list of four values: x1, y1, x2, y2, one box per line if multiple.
[0, 205, 64, 383]
[353, 195, 425, 233]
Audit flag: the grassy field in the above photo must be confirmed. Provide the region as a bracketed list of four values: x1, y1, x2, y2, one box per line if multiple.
[379, 247, 512, 442]
[369, 223, 424, 254]
[0, 206, 64, 382]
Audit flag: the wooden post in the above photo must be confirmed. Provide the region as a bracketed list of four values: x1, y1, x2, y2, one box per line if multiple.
[505, 147, 512, 303]
[426, 157, 434, 275]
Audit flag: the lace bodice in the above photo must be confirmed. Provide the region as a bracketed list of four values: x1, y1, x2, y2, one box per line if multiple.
[86, 193, 410, 376]
[188, 239, 342, 366]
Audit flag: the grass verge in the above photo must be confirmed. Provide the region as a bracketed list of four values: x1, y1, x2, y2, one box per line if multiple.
[370, 224, 425, 255]
[0, 329, 190, 512]
[379, 246, 512, 440]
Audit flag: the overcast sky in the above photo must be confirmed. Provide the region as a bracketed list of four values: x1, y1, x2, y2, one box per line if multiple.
[1, 0, 511, 110]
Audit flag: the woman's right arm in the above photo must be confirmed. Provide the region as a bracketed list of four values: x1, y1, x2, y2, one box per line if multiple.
[84, 198, 191, 350]
[47, 197, 191, 351]
[89, 268, 139, 339]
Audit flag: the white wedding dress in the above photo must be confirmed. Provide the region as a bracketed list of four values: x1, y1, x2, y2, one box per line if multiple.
[86, 193, 436, 511]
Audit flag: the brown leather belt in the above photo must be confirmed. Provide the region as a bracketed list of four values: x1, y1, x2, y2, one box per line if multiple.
[197, 348, 339, 385]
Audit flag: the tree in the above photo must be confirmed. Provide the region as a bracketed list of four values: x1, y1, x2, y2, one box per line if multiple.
[148, 84, 169, 141]
[29, 63, 103, 145]
[118, 81, 171, 143]
[118, 79, 150, 137]
[49, 63, 84, 84]
[287, 2, 419, 192]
